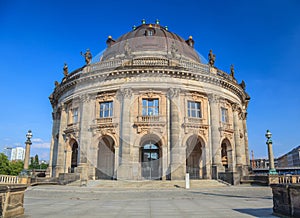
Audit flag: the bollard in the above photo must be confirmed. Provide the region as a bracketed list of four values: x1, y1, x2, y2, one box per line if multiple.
[186, 173, 190, 189]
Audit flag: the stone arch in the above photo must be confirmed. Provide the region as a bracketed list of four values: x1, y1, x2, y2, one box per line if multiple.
[185, 134, 206, 179]
[221, 138, 233, 171]
[139, 133, 163, 180]
[65, 138, 78, 173]
[96, 135, 116, 180]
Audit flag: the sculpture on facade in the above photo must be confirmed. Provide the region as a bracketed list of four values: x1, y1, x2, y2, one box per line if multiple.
[230, 64, 235, 78]
[208, 50, 216, 67]
[81, 49, 92, 65]
[63, 63, 68, 77]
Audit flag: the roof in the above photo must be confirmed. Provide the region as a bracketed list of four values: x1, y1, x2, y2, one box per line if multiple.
[101, 23, 201, 63]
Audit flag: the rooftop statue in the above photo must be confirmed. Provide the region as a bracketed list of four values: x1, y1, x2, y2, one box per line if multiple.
[81, 49, 92, 65]
[63, 63, 68, 77]
[230, 64, 235, 78]
[208, 50, 216, 67]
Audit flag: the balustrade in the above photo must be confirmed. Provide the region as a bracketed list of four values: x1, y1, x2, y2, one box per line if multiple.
[0, 175, 19, 184]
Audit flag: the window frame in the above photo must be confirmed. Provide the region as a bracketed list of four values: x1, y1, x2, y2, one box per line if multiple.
[142, 98, 159, 116]
[99, 101, 114, 118]
[187, 101, 202, 118]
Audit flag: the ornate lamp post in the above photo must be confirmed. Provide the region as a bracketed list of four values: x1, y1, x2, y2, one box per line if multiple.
[23, 130, 33, 170]
[265, 130, 277, 174]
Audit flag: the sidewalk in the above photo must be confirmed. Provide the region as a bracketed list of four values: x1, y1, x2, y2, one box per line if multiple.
[21, 185, 276, 218]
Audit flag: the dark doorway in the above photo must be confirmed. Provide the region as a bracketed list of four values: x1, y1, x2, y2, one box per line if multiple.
[71, 142, 78, 173]
[97, 136, 115, 179]
[141, 142, 160, 180]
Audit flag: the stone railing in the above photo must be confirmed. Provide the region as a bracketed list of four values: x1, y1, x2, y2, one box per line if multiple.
[0, 175, 19, 184]
[184, 117, 205, 124]
[97, 117, 113, 124]
[278, 175, 300, 184]
[0, 185, 27, 218]
[271, 184, 300, 217]
[138, 115, 161, 122]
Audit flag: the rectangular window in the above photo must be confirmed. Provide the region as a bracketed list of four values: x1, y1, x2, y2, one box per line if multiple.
[187, 101, 201, 118]
[221, 107, 228, 123]
[72, 108, 78, 123]
[100, 101, 113, 118]
[142, 99, 159, 116]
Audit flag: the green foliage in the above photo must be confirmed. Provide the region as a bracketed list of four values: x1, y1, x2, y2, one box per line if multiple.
[0, 153, 11, 174]
[9, 160, 24, 176]
[29, 154, 48, 169]
[0, 153, 24, 175]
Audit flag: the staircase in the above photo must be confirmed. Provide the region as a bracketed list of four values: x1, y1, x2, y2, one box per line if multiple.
[68, 179, 227, 189]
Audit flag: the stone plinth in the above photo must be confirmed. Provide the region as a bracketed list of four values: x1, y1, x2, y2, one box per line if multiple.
[271, 184, 300, 217]
[0, 185, 27, 218]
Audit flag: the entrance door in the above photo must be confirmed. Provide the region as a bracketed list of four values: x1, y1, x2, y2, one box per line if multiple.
[97, 136, 115, 180]
[71, 142, 78, 173]
[141, 143, 160, 180]
[186, 136, 202, 179]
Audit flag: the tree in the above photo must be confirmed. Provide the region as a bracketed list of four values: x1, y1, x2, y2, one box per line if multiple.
[9, 160, 24, 176]
[0, 153, 11, 174]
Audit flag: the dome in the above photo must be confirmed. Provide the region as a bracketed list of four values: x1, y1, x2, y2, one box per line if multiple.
[101, 22, 201, 63]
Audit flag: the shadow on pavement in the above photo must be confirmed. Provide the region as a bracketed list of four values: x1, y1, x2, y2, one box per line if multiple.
[234, 208, 278, 217]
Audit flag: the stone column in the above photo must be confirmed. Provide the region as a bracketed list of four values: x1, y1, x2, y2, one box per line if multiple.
[48, 110, 61, 177]
[168, 88, 185, 180]
[242, 112, 250, 167]
[114, 146, 119, 179]
[23, 139, 32, 170]
[208, 94, 221, 179]
[117, 88, 133, 180]
[56, 103, 68, 177]
[233, 104, 243, 167]
[76, 94, 93, 180]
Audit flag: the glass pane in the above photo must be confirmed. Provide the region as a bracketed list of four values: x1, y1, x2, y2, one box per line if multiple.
[191, 110, 196, 117]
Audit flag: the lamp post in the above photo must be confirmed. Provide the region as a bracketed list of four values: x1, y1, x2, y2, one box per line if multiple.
[265, 130, 277, 174]
[23, 130, 33, 170]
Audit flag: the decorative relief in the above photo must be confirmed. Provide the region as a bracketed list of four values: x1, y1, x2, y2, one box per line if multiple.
[119, 88, 133, 99]
[207, 93, 219, 103]
[80, 94, 90, 103]
[167, 88, 180, 99]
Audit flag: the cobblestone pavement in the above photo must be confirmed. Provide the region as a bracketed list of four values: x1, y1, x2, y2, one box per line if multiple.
[20, 185, 277, 218]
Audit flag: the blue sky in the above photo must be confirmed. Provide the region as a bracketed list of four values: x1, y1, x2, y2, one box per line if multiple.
[0, 0, 300, 160]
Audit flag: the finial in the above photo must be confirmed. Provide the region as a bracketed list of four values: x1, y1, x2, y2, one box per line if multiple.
[132, 25, 136, 30]
[108, 35, 112, 39]
[155, 19, 160, 24]
[165, 26, 168, 31]
[142, 19, 146, 24]
[149, 24, 153, 28]
[189, 36, 193, 39]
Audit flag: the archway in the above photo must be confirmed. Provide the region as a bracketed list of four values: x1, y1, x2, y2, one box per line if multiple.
[70, 141, 78, 173]
[140, 134, 162, 180]
[97, 135, 115, 180]
[221, 138, 233, 171]
[186, 135, 204, 179]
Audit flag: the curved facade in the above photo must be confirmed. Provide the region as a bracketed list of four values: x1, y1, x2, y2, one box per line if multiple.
[49, 21, 250, 183]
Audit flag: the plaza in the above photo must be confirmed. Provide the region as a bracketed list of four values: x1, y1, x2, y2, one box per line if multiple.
[21, 185, 276, 217]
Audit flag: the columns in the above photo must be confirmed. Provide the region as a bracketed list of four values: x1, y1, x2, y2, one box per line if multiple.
[169, 88, 185, 180]
[118, 88, 133, 179]
[232, 104, 243, 166]
[48, 110, 61, 177]
[55, 103, 68, 177]
[23, 139, 32, 171]
[208, 94, 221, 178]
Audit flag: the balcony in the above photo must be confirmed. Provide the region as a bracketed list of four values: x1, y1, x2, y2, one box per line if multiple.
[134, 115, 166, 133]
[182, 117, 208, 134]
[219, 122, 234, 133]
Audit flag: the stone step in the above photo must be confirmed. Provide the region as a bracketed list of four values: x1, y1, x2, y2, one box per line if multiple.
[68, 179, 227, 189]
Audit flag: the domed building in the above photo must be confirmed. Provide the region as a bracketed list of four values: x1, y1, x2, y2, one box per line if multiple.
[49, 20, 250, 184]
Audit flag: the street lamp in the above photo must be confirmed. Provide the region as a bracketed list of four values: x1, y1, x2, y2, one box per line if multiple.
[265, 130, 277, 174]
[23, 130, 33, 171]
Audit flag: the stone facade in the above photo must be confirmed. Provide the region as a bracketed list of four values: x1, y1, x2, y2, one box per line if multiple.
[48, 21, 250, 183]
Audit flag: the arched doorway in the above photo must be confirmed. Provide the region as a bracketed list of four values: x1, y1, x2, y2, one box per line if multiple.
[140, 134, 162, 180]
[186, 135, 204, 179]
[221, 139, 233, 171]
[97, 136, 115, 180]
[70, 141, 78, 173]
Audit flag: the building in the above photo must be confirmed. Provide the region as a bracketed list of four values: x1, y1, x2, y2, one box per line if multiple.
[10, 147, 25, 161]
[3, 147, 12, 160]
[48, 20, 250, 184]
[277, 145, 300, 167]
